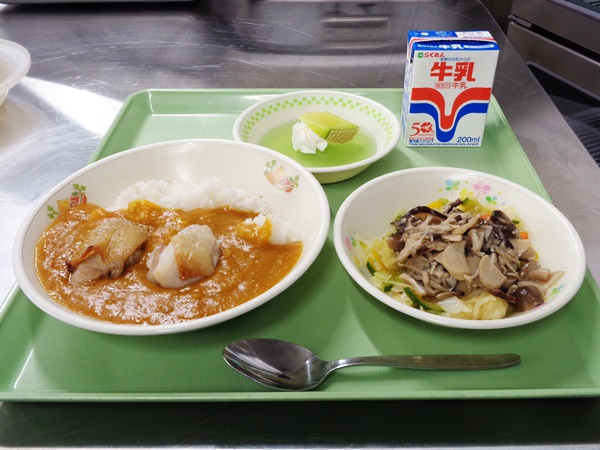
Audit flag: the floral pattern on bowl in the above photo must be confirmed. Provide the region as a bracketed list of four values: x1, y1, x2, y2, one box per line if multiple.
[46, 184, 88, 219]
[438, 177, 505, 207]
[264, 160, 300, 193]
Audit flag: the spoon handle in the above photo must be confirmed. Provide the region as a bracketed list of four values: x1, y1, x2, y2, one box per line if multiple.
[329, 354, 521, 371]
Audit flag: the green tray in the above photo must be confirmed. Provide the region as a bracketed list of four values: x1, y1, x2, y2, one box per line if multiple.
[2, 89, 599, 401]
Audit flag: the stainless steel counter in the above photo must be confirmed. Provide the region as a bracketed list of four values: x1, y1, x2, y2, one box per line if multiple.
[1, 0, 599, 447]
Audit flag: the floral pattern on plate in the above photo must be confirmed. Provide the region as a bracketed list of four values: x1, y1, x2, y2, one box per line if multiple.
[47, 183, 88, 219]
[264, 160, 299, 193]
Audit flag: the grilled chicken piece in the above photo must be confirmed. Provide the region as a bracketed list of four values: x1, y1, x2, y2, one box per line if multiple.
[66, 217, 148, 284]
[147, 224, 221, 289]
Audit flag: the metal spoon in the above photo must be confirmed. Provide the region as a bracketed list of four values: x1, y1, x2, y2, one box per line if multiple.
[222, 338, 521, 391]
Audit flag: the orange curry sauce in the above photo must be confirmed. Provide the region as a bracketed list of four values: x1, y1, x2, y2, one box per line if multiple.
[35, 201, 302, 325]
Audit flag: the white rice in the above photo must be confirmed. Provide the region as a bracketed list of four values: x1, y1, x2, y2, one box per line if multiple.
[243, 213, 301, 245]
[109, 177, 301, 244]
[109, 177, 270, 213]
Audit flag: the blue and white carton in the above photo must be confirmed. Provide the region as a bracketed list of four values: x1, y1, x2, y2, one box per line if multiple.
[401, 31, 500, 147]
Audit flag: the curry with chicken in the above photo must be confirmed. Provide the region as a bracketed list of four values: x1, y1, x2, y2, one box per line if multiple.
[35, 201, 302, 325]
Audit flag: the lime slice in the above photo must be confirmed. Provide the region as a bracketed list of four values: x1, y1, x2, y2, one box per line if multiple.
[299, 111, 359, 144]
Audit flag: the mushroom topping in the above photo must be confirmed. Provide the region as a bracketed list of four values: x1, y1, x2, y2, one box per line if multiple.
[512, 285, 544, 312]
[442, 198, 464, 213]
[388, 207, 447, 252]
[520, 260, 551, 281]
[489, 210, 519, 240]
[450, 214, 480, 236]
[379, 200, 563, 318]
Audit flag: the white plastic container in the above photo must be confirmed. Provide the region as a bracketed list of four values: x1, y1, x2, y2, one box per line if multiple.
[0, 39, 31, 106]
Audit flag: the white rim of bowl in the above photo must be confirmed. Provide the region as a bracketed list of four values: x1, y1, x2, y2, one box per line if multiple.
[232, 89, 401, 174]
[13, 138, 331, 335]
[0, 39, 31, 92]
[333, 166, 587, 330]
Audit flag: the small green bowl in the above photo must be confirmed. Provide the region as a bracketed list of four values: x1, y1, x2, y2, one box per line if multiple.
[233, 90, 401, 184]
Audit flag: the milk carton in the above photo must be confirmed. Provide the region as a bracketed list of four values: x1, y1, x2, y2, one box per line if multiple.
[401, 31, 499, 147]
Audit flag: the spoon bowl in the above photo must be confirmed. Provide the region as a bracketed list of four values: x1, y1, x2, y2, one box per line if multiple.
[223, 338, 521, 391]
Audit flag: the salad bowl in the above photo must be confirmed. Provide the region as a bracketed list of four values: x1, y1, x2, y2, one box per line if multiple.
[333, 167, 586, 330]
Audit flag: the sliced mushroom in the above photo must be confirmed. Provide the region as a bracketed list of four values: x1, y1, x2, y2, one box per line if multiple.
[390, 206, 447, 239]
[489, 288, 516, 303]
[399, 273, 427, 296]
[520, 260, 551, 281]
[468, 228, 485, 254]
[489, 210, 519, 239]
[442, 198, 463, 214]
[518, 271, 565, 295]
[436, 290, 463, 301]
[404, 205, 448, 222]
[455, 280, 473, 296]
[442, 234, 463, 242]
[501, 275, 518, 291]
[512, 285, 544, 311]
[450, 214, 480, 236]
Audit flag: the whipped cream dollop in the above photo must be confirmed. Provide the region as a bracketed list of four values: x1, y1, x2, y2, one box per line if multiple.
[291, 121, 328, 154]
